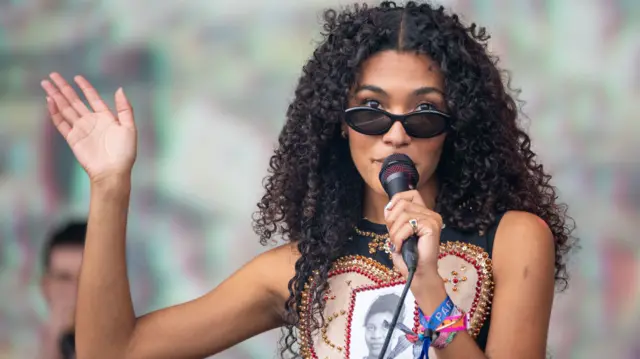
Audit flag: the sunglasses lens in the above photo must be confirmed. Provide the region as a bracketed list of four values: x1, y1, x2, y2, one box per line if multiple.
[404, 112, 448, 138]
[346, 109, 392, 135]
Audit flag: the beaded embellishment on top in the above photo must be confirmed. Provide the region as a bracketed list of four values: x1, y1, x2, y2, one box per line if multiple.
[297, 241, 494, 358]
[353, 225, 395, 263]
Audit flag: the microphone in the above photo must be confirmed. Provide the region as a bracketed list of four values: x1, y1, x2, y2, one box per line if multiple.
[379, 153, 420, 272]
[376, 154, 420, 359]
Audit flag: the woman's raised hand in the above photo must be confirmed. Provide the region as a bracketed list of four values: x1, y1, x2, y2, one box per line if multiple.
[41, 72, 137, 183]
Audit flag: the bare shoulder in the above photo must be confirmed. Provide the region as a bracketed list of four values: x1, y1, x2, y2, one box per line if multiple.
[255, 241, 300, 304]
[493, 210, 555, 263]
[498, 210, 553, 234]
[258, 240, 301, 265]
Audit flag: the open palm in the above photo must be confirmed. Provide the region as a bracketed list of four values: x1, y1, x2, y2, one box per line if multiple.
[41, 73, 137, 182]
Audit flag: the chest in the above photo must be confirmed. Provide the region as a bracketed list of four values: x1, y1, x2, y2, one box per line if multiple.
[297, 241, 494, 359]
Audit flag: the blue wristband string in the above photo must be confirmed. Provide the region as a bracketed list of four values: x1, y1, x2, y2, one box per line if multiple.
[418, 295, 455, 359]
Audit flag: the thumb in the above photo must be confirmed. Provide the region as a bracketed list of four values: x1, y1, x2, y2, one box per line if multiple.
[115, 87, 135, 128]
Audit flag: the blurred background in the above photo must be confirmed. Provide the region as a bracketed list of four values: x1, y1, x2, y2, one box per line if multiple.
[0, 0, 638, 358]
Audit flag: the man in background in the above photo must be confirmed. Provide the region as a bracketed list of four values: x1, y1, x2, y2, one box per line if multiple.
[38, 221, 86, 359]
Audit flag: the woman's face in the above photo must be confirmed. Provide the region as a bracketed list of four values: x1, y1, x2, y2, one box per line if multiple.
[345, 50, 448, 196]
[364, 312, 394, 356]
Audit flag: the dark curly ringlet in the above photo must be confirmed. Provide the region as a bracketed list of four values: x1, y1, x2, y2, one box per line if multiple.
[252, 1, 576, 357]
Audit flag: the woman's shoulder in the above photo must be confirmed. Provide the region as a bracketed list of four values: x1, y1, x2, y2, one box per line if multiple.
[492, 210, 555, 280]
[495, 210, 553, 245]
[259, 241, 301, 264]
[253, 241, 300, 299]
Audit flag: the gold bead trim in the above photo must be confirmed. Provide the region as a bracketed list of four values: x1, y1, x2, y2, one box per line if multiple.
[320, 310, 347, 352]
[353, 226, 392, 260]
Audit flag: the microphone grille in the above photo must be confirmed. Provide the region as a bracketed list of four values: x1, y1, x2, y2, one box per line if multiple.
[379, 154, 419, 187]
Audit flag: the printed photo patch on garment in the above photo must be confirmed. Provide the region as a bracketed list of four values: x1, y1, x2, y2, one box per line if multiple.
[348, 283, 421, 359]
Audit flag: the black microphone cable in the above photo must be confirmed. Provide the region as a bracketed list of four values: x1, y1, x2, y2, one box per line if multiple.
[377, 268, 416, 359]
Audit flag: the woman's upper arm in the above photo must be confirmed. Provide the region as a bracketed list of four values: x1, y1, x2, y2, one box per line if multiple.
[125, 243, 297, 359]
[484, 211, 556, 359]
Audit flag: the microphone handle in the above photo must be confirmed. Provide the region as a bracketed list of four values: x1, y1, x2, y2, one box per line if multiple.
[383, 172, 419, 272]
[401, 234, 419, 272]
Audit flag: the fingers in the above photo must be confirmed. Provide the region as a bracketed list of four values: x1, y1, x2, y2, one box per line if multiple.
[383, 192, 442, 254]
[49, 72, 90, 116]
[74, 75, 111, 113]
[41, 78, 80, 124]
[46, 96, 71, 138]
[388, 211, 423, 249]
[384, 191, 441, 227]
[41, 73, 129, 137]
[388, 211, 441, 252]
[384, 198, 426, 224]
[388, 190, 426, 208]
[115, 87, 135, 128]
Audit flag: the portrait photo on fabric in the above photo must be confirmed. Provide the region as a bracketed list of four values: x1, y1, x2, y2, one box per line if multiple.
[350, 285, 420, 359]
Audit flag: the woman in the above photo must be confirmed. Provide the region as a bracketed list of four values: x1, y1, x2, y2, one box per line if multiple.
[40, 2, 574, 358]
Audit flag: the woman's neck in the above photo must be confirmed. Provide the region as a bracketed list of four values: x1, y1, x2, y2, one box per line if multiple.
[362, 177, 439, 224]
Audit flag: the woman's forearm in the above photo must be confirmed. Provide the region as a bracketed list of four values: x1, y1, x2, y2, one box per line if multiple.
[75, 176, 136, 358]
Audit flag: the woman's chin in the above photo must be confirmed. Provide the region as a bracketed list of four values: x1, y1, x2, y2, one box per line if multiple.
[366, 177, 388, 197]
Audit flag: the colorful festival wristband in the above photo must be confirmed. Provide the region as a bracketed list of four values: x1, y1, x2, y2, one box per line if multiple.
[431, 314, 464, 330]
[432, 331, 459, 349]
[436, 314, 467, 333]
[430, 313, 467, 349]
[418, 295, 455, 359]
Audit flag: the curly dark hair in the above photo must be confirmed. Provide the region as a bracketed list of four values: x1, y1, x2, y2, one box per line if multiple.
[252, 1, 576, 357]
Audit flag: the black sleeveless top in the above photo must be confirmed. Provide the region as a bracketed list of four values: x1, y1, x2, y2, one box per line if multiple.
[297, 216, 502, 358]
